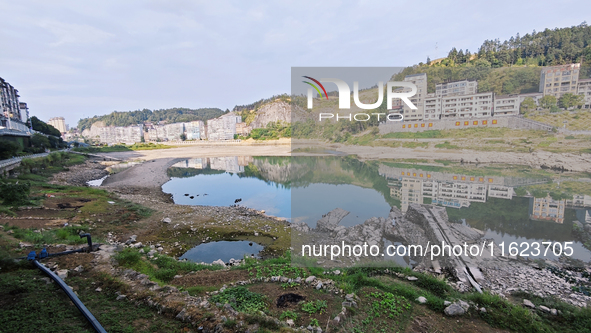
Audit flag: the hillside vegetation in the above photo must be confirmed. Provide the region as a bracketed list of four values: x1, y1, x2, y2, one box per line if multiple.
[77, 107, 225, 131]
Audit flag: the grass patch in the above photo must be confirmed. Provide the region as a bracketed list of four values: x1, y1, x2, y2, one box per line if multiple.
[4, 224, 88, 247]
[74, 143, 173, 153]
[382, 130, 443, 139]
[113, 248, 222, 284]
[401, 141, 429, 149]
[434, 141, 460, 149]
[210, 286, 267, 313]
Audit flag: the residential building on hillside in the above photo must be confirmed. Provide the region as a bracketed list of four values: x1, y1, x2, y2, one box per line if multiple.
[97, 125, 143, 144]
[207, 113, 241, 140]
[401, 73, 427, 122]
[436, 80, 478, 97]
[493, 95, 520, 116]
[539, 63, 580, 99]
[424, 93, 441, 120]
[48, 117, 67, 133]
[19, 102, 29, 123]
[440, 92, 493, 119]
[577, 78, 591, 109]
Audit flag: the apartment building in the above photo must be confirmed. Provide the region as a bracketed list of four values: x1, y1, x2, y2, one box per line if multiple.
[48, 117, 67, 133]
[488, 185, 514, 200]
[401, 73, 427, 122]
[530, 195, 566, 224]
[493, 95, 520, 116]
[424, 93, 441, 120]
[207, 113, 241, 140]
[577, 78, 591, 109]
[440, 92, 493, 119]
[539, 63, 580, 99]
[435, 80, 478, 97]
[98, 125, 143, 144]
[0, 77, 25, 129]
[19, 102, 29, 123]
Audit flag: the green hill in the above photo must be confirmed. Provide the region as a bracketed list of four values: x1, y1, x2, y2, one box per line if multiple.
[77, 107, 225, 131]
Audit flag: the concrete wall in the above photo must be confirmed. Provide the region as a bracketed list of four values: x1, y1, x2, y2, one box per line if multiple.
[379, 115, 553, 134]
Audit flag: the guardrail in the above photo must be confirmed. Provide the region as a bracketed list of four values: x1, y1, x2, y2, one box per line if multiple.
[0, 149, 70, 170]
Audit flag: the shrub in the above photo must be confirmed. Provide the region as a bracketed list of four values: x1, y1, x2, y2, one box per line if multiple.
[0, 182, 30, 205]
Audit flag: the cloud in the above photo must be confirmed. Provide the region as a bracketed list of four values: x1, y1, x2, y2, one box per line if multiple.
[37, 20, 115, 47]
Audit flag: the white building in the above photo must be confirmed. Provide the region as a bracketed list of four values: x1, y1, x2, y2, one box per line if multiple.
[401, 73, 427, 122]
[440, 92, 493, 119]
[48, 117, 67, 133]
[488, 185, 514, 200]
[493, 95, 520, 116]
[207, 113, 241, 140]
[436, 80, 478, 97]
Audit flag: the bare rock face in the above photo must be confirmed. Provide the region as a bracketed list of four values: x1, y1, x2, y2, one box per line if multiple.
[316, 208, 350, 232]
[249, 101, 291, 129]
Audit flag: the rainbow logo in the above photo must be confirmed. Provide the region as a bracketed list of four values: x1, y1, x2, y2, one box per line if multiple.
[302, 76, 328, 100]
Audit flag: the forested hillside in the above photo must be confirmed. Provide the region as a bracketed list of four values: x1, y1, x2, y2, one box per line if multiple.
[395, 22, 591, 96]
[77, 107, 225, 131]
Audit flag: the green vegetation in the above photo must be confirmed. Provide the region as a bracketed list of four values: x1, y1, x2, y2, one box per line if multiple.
[210, 286, 267, 313]
[73, 142, 173, 153]
[0, 269, 192, 332]
[0, 182, 30, 205]
[2, 224, 88, 247]
[246, 121, 291, 140]
[300, 300, 328, 315]
[279, 310, 298, 321]
[78, 107, 225, 131]
[434, 141, 460, 149]
[29, 116, 61, 137]
[114, 248, 222, 284]
[0, 139, 22, 159]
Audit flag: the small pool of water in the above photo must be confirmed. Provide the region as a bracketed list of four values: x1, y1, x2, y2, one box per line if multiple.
[180, 240, 264, 263]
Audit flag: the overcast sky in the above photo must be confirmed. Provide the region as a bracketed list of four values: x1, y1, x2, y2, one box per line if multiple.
[0, 0, 588, 127]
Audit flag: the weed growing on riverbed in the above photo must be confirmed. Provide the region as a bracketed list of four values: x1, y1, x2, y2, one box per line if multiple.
[210, 286, 267, 313]
[3, 224, 88, 247]
[114, 248, 222, 283]
[301, 300, 327, 315]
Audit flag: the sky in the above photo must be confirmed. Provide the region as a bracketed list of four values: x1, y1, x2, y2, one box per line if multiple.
[0, 0, 589, 128]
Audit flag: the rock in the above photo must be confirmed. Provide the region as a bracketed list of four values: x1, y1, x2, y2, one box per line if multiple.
[56, 269, 68, 280]
[254, 232, 259, 236]
[212, 259, 226, 267]
[539, 305, 550, 313]
[286, 319, 294, 327]
[305, 276, 316, 283]
[129, 235, 137, 242]
[95, 287, 102, 292]
[444, 301, 452, 306]
[316, 282, 323, 290]
[345, 294, 356, 302]
[116, 295, 127, 301]
[480, 307, 487, 313]
[550, 308, 557, 316]
[133, 242, 143, 248]
[334, 270, 341, 275]
[316, 208, 349, 232]
[458, 300, 470, 311]
[176, 308, 190, 321]
[223, 303, 239, 317]
[162, 218, 171, 224]
[523, 299, 535, 309]
[73, 265, 84, 273]
[417, 296, 427, 304]
[407, 276, 418, 281]
[444, 303, 466, 316]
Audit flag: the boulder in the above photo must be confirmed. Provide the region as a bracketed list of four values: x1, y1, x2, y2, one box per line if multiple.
[444, 303, 466, 316]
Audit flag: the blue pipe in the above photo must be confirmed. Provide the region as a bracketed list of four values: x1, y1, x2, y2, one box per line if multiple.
[31, 258, 107, 333]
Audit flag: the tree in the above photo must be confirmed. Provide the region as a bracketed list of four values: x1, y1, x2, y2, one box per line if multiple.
[558, 93, 584, 109]
[30, 116, 61, 137]
[179, 133, 187, 141]
[539, 95, 557, 109]
[0, 139, 21, 159]
[31, 133, 51, 149]
[520, 97, 536, 114]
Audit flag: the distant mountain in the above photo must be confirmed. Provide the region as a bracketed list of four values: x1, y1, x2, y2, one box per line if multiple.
[77, 107, 225, 131]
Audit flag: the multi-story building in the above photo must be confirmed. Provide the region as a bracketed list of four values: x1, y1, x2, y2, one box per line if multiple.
[401, 73, 427, 122]
[0, 77, 25, 130]
[440, 92, 493, 119]
[530, 195, 566, 224]
[48, 117, 67, 133]
[423, 93, 441, 120]
[97, 125, 143, 145]
[493, 95, 520, 116]
[568, 194, 591, 208]
[19, 102, 29, 123]
[207, 113, 241, 140]
[577, 78, 591, 109]
[435, 80, 478, 97]
[539, 63, 580, 99]
[488, 185, 514, 200]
